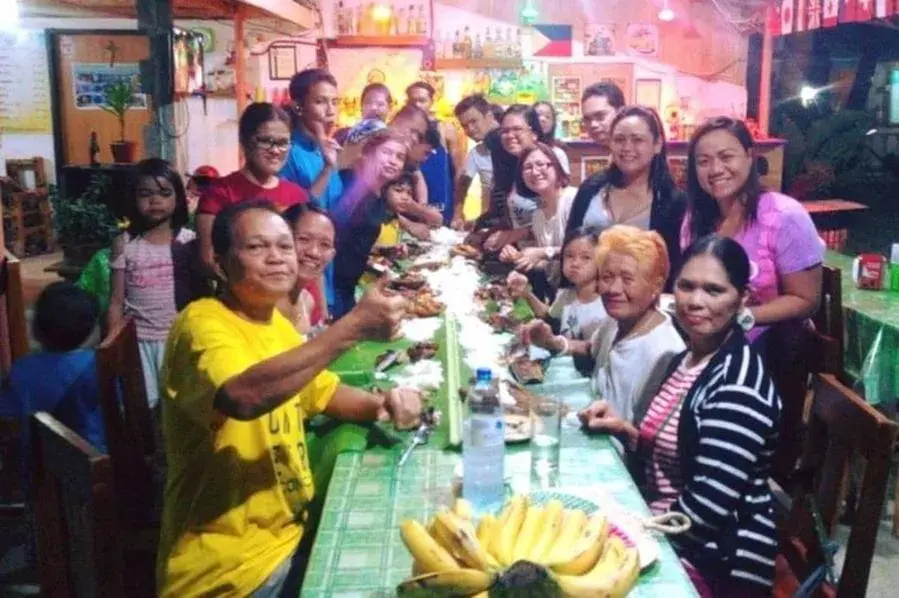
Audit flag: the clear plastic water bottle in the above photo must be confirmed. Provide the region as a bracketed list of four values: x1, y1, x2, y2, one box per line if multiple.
[462, 368, 505, 512]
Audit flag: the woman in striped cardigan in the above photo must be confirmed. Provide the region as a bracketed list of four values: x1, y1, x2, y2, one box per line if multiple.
[579, 235, 781, 597]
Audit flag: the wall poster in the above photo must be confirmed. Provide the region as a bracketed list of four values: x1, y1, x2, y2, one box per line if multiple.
[582, 156, 611, 180]
[72, 63, 147, 110]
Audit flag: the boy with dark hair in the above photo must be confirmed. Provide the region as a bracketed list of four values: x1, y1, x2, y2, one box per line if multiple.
[451, 94, 500, 229]
[1, 282, 106, 468]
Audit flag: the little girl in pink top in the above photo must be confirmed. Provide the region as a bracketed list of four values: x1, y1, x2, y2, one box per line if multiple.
[108, 159, 201, 409]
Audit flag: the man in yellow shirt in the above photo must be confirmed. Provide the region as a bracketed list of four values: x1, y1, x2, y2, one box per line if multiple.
[157, 200, 420, 597]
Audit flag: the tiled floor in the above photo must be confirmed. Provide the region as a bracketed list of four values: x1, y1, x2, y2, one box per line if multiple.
[3, 252, 899, 595]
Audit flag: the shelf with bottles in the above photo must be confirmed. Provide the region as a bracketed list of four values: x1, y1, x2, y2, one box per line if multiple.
[434, 25, 523, 63]
[335, 1, 431, 39]
[435, 58, 523, 70]
[330, 35, 430, 48]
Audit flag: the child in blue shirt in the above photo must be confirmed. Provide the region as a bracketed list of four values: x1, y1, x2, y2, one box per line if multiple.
[0, 282, 106, 455]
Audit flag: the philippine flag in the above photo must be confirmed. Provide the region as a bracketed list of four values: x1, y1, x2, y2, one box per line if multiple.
[531, 24, 573, 57]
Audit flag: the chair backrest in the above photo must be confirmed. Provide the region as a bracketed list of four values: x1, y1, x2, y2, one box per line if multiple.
[780, 374, 898, 597]
[31, 411, 124, 597]
[96, 317, 155, 526]
[0, 252, 30, 375]
[809, 265, 845, 378]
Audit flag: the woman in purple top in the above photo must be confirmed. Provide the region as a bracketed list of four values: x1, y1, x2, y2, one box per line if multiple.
[680, 117, 824, 343]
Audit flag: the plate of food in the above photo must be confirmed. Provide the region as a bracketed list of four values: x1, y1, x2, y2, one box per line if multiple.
[387, 271, 428, 291]
[450, 244, 482, 260]
[408, 291, 445, 318]
[510, 356, 546, 385]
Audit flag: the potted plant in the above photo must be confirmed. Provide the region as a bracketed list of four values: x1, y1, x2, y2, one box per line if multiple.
[101, 80, 137, 163]
[50, 176, 122, 274]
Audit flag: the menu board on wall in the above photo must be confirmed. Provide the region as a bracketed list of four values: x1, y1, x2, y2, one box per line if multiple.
[0, 32, 52, 133]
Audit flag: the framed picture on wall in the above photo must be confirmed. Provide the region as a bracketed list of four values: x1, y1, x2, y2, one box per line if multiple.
[269, 44, 297, 81]
[635, 79, 662, 112]
[583, 156, 611, 180]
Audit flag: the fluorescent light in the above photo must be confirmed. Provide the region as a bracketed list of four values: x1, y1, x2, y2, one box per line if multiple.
[0, 0, 20, 32]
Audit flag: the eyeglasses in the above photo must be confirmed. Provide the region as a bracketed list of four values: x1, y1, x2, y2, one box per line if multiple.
[254, 136, 291, 151]
[522, 161, 553, 173]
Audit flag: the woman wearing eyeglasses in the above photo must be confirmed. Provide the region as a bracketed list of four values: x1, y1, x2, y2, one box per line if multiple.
[196, 102, 310, 281]
[566, 105, 685, 288]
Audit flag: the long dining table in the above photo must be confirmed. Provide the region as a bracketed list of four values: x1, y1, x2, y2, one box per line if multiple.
[299, 244, 700, 597]
[825, 250, 899, 406]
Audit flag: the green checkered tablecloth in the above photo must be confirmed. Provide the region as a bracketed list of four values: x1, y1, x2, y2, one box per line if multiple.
[301, 360, 699, 597]
[825, 251, 899, 405]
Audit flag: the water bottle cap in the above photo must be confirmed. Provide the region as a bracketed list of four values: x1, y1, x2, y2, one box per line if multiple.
[475, 368, 492, 382]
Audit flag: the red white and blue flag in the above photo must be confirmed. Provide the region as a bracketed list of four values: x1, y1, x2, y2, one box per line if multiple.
[531, 24, 573, 57]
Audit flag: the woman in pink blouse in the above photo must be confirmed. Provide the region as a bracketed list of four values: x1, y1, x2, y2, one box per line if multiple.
[681, 117, 824, 343]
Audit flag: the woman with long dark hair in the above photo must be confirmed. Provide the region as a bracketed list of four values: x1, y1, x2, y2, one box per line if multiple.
[566, 105, 685, 286]
[681, 117, 823, 340]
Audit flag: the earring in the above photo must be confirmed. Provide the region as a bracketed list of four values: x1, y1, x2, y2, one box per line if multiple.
[737, 307, 755, 332]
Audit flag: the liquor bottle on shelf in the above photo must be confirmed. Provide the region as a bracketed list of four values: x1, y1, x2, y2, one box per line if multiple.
[89, 132, 100, 166]
[336, 1, 348, 35]
[452, 29, 461, 58]
[396, 5, 406, 35]
[416, 4, 427, 35]
[494, 27, 506, 58]
[483, 27, 494, 58]
[514, 28, 522, 57]
[389, 3, 400, 35]
[473, 33, 483, 59]
[406, 4, 415, 34]
[349, 3, 359, 34]
[358, 4, 369, 35]
[442, 30, 453, 59]
[463, 25, 472, 59]
[505, 27, 514, 57]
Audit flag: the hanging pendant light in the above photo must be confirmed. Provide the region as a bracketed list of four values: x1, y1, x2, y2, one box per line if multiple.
[658, 0, 676, 22]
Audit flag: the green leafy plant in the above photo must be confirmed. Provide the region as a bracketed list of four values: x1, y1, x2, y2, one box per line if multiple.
[100, 81, 135, 142]
[50, 176, 121, 248]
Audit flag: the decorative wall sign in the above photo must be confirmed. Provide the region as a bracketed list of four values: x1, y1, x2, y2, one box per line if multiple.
[625, 23, 659, 57]
[268, 44, 298, 81]
[0, 31, 52, 133]
[635, 79, 662, 112]
[584, 24, 616, 56]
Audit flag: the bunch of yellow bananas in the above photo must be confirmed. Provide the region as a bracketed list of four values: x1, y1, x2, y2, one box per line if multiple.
[397, 495, 641, 597]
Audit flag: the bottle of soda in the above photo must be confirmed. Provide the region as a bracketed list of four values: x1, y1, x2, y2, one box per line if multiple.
[462, 368, 505, 512]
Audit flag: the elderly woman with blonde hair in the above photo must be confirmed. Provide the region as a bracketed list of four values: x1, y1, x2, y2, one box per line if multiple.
[529, 224, 684, 424]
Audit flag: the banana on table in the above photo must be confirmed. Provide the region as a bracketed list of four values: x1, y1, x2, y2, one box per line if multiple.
[398, 496, 642, 597]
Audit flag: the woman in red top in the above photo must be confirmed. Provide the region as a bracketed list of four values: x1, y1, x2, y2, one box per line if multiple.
[196, 102, 309, 279]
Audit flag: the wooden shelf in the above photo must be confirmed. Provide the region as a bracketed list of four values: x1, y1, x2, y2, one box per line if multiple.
[329, 35, 430, 48]
[435, 58, 523, 70]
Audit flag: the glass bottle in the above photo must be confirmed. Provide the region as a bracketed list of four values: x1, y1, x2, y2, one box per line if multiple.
[514, 28, 522, 57]
[452, 29, 461, 58]
[505, 27, 514, 57]
[336, 1, 348, 35]
[416, 4, 428, 35]
[494, 27, 506, 58]
[406, 4, 416, 34]
[389, 3, 400, 35]
[463, 25, 472, 59]
[473, 33, 483, 59]
[483, 27, 494, 58]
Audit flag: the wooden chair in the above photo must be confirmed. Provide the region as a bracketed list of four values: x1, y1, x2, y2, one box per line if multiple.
[0, 252, 30, 513]
[95, 317, 158, 528]
[776, 374, 898, 597]
[30, 411, 125, 597]
[809, 265, 845, 381]
[0, 251, 30, 373]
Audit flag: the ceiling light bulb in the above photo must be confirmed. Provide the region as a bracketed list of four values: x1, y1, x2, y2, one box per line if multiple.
[372, 3, 391, 22]
[658, 8, 675, 21]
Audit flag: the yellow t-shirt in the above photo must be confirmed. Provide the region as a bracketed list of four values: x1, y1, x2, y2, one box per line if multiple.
[156, 298, 339, 597]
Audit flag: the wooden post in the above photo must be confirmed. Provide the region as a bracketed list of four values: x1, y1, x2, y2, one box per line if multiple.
[235, 5, 248, 113]
[759, 3, 774, 137]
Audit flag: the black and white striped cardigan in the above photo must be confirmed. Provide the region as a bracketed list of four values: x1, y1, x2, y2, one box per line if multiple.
[655, 327, 782, 589]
